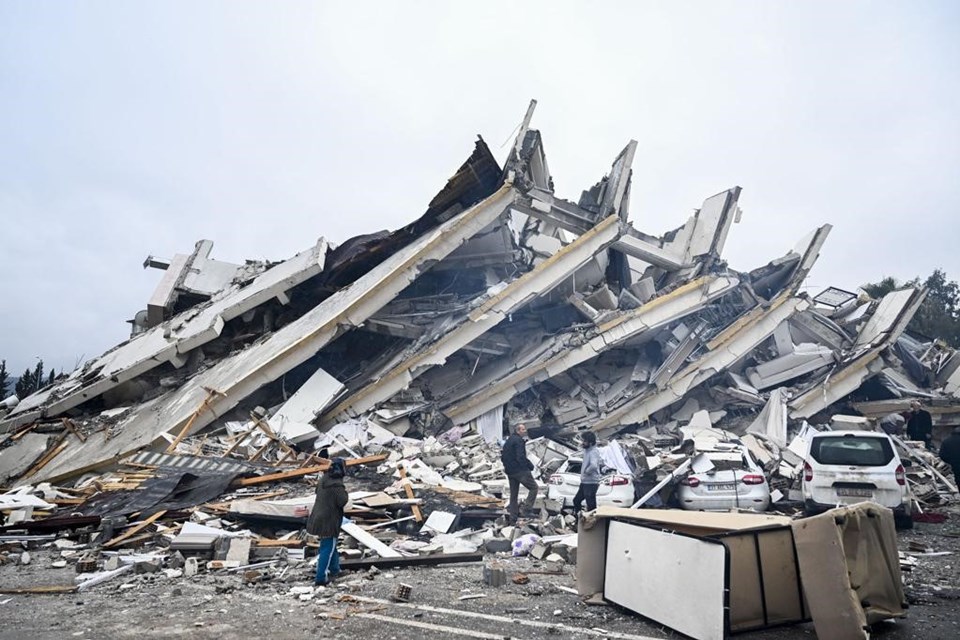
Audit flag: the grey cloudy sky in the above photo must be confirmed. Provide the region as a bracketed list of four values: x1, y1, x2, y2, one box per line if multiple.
[1, 1, 958, 379]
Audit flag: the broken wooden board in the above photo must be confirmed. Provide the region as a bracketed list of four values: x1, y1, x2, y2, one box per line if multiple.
[0, 584, 77, 594]
[103, 510, 166, 549]
[233, 454, 387, 487]
[360, 492, 403, 508]
[428, 485, 503, 507]
[399, 466, 424, 523]
[339, 552, 483, 571]
[340, 521, 402, 558]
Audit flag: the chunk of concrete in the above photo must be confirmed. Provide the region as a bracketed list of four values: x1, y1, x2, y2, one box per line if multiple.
[224, 538, 252, 564]
[484, 538, 513, 554]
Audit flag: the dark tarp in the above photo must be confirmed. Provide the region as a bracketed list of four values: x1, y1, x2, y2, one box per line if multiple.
[81, 470, 238, 517]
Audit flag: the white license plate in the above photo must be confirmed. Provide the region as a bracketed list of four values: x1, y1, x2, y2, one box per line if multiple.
[707, 483, 736, 491]
[836, 487, 873, 497]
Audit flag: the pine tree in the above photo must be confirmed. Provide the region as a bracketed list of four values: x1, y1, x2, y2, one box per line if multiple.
[0, 360, 9, 398]
[32, 360, 44, 390]
[14, 360, 46, 398]
[15, 368, 35, 398]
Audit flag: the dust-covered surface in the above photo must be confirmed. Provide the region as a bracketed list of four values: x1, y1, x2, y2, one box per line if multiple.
[3, 508, 960, 640]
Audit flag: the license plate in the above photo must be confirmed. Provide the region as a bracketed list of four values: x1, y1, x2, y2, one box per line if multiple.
[707, 483, 736, 491]
[836, 487, 873, 497]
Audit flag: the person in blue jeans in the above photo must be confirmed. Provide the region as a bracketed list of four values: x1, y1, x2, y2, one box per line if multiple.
[306, 457, 348, 585]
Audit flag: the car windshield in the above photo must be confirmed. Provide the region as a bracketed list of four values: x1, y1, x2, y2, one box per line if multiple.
[702, 450, 752, 471]
[810, 435, 895, 467]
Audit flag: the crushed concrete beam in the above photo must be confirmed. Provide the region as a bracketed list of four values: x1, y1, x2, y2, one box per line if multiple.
[319, 214, 624, 427]
[1, 238, 329, 433]
[267, 367, 344, 443]
[14, 186, 518, 484]
[443, 275, 742, 426]
[593, 292, 812, 434]
[513, 191, 598, 235]
[745, 343, 835, 390]
[789, 287, 926, 420]
[658, 187, 742, 283]
[597, 141, 637, 221]
[612, 234, 687, 271]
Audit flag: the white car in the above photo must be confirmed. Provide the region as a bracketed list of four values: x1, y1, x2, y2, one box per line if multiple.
[546, 458, 635, 508]
[801, 430, 911, 528]
[676, 445, 771, 512]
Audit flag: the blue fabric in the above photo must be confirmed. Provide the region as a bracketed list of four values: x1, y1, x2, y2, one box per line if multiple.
[315, 536, 340, 585]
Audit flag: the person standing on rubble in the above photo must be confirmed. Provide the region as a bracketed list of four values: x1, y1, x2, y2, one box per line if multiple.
[573, 431, 601, 515]
[307, 457, 348, 586]
[939, 427, 960, 484]
[906, 400, 934, 449]
[879, 412, 906, 436]
[502, 423, 538, 523]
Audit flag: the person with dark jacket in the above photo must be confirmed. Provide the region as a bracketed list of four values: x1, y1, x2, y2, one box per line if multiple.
[939, 427, 960, 484]
[501, 423, 538, 523]
[306, 457, 348, 585]
[573, 431, 601, 514]
[907, 400, 934, 448]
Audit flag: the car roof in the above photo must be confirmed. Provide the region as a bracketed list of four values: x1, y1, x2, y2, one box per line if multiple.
[812, 430, 891, 438]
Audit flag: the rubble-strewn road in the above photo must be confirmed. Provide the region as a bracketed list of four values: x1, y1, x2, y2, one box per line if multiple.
[3, 513, 960, 640]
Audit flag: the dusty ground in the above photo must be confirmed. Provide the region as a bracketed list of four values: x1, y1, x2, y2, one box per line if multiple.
[2, 509, 960, 640]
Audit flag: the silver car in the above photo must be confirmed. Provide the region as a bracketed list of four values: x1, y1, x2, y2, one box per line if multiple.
[676, 445, 771, 512]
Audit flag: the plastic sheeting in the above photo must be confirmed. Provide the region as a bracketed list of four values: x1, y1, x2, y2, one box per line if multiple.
[597, 439, 632, 474]
[81, 470, 239, 517]
[476, 405, 504, 444]
[746, 388, 789, 447]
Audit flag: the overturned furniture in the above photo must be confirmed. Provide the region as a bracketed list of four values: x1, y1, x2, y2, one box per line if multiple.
[577, 503, 904, 640]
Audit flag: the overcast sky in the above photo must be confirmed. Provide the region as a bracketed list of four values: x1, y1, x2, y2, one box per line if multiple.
[1, 1, 958, 380]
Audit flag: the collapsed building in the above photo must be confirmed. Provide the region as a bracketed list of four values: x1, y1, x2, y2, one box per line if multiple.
[2, 101, 959, 489]
[1, 101, 959, 639]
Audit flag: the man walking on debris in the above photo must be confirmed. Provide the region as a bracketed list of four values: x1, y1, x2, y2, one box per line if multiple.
[307, 457, 348, 586]
[573, 431, 601, 515]
[939, 427, 960, 484]
[907, 400, 934, 449]
[879, 412, 906, 436]
[502, 423, 538, 523]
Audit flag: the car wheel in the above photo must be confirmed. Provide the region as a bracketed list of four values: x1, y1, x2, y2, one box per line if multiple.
[894, 510, 914, 531]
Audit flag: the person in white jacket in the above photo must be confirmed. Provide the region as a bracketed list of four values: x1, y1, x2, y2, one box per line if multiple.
[573, 431, 601, 514]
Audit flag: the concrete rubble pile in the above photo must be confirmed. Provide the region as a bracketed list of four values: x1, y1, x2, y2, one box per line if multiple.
[1, 102, 959, 637]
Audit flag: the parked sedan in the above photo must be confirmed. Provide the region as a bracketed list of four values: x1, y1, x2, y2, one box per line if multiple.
[547, 458, 635, 508]
[677, 445, 771, 512]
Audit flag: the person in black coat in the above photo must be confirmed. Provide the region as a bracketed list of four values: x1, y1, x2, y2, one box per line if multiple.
[306, 458, 348, 585]
[907, 400, 934, 449]
[501, 423, 538, 523]
[939, 427, 960, 484]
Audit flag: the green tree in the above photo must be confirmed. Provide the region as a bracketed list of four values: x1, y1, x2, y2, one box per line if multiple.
[862, 276, 913, 299]
[0, 360, 9, 398]
[14, 360, 45, 398]
[15, 367, 35, 398]
[863, 269, 960, 347]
